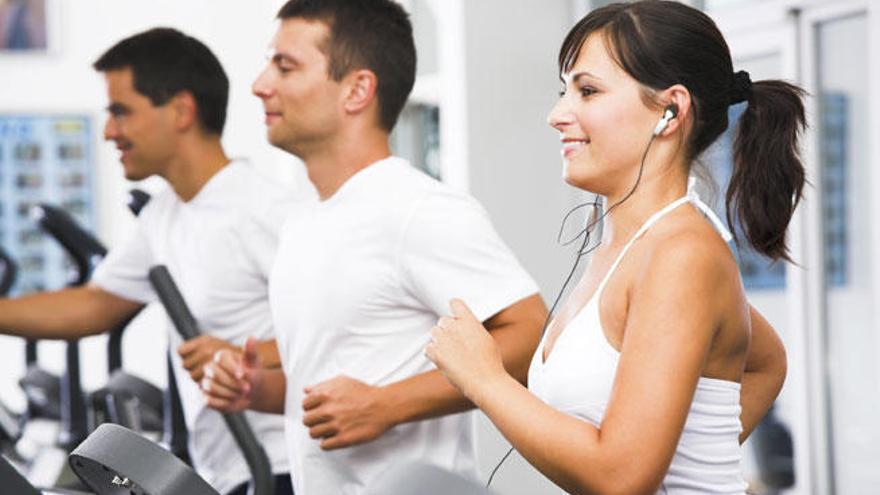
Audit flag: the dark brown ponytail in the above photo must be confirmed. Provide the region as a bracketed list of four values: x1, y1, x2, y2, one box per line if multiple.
[728, 81, 806, 262]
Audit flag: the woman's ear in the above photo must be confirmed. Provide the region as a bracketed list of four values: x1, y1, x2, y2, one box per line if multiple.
[656, 84, 692, 137]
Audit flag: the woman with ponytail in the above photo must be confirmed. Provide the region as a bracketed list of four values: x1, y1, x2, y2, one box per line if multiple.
[425, 1, 802, 493]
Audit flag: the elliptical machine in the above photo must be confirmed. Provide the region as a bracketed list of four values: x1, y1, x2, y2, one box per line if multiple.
[0, 247, 26, 460]
[0, 248, 91, 495]
[2, 194, 275, 494]
[30, 203, 165, 437]
[123, 188, 192, 466]
[49, 266, 274, 495]
[9, 204, 94, 489]
[9, 204, 164, 489]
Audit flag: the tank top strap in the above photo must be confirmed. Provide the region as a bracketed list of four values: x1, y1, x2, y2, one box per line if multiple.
[685, 190, 734, 242]
[593, 181, 735, 299]
[593, 194, 692, 297]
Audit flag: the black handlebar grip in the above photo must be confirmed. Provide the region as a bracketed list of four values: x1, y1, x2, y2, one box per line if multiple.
[0, 246, 18, 296]
[147, 265, 275, 495]
[33, 204, 107, 285]
[147, 266, 200, 341]
[128, 189, 151, 217]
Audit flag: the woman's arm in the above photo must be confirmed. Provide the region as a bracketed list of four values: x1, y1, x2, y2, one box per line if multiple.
[428, 237, 732, 494]
[740, 306, 787, 442]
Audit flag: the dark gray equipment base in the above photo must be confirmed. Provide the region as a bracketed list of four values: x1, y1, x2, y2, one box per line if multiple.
[1, 454, 90, 494]
[94, 371, 164, 432]
[68, 424, 218, 495]
[365, 462, 491, 495]
[1, 454, 40, 495]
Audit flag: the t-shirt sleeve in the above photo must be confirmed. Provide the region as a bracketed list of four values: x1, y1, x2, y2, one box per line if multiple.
[398, 191, 539, 321]
[90, 218, 157, 304]
[239, 195, 295, 281]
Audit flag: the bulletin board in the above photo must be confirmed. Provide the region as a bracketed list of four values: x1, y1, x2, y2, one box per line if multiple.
[0, 114, 95, 294]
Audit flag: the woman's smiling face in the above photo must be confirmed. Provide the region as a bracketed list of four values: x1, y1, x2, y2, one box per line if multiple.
[547, 31, 662, 196]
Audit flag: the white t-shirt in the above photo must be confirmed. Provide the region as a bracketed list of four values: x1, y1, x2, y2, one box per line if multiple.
[91, 160, 296, 494]
[270, 157, 539, 495]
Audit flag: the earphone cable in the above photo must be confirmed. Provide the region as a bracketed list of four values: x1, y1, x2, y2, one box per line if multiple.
[486, 133, 658, 489]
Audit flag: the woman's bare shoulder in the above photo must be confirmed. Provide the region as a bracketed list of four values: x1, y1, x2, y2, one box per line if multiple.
[635, 210, 742, 294]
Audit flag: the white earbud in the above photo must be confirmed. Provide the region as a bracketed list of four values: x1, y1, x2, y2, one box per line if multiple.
[653, 104, 679, 136]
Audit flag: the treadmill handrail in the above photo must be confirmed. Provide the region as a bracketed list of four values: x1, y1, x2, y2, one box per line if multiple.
[33, 202, 132, 373]
[148, 265, 275, 495]
[32, 204, 107, 285]
[32, 204, 104, 448]
[0, 245, 18, 296]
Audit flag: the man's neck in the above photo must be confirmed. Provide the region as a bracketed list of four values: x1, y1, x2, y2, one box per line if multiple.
[162, 136, 230, 202]
[303, 128, 392, 201]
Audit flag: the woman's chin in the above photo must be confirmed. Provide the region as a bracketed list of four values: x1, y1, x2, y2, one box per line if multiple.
[562, 169, 593, 191]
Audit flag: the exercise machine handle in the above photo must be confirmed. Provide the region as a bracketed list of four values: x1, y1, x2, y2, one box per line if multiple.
[31, 203, 106, 285]
[148, 265, 275, 495]
[0, 246, 18, 296]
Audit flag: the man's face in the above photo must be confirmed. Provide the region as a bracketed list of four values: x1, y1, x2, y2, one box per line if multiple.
[102, 68, 175, 180]
[252, 18, 345, 158]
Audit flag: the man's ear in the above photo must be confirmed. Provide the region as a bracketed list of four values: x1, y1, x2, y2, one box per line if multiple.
[342, 69, 378, 116]
[170, 90, 198, 132]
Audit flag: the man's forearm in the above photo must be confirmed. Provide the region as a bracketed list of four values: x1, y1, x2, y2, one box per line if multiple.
[383, 294, 547, 426]
[0, 286, 142, 340]
[250, 368, 287, 414]
[380, 369, 473, 425]
[255, 339, 282, 369]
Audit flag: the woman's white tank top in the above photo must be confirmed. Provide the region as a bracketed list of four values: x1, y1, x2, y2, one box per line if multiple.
[527, 189, 748, 494]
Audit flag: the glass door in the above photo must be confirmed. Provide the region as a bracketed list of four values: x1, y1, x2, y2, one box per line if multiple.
[801, 3, 877, 493]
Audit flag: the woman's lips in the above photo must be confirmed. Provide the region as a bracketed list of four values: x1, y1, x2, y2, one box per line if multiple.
[561, 139, 589, 158]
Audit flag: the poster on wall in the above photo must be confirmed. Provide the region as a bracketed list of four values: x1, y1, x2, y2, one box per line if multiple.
[0, 0, 48, 51]
[0, 114, 95, 295]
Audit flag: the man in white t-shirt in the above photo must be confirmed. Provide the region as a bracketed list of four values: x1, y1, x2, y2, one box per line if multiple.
[0, 28, 294, 495]
[201, 1, 548, 494]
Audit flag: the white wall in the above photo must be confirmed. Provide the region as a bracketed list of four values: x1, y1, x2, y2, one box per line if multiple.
[0, 0, 307, 410]
[463, 1, 584, 312]
[459, 1, 582, 493]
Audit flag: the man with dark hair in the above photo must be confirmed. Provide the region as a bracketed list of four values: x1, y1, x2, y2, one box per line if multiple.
[202, 1, 547, 493]
[0, 28, 295, 495]
[273, 0, 415, 132]
[92, 27, 229, 136]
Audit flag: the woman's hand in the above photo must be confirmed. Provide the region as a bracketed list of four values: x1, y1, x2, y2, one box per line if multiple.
[425, 298, 508, 402]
